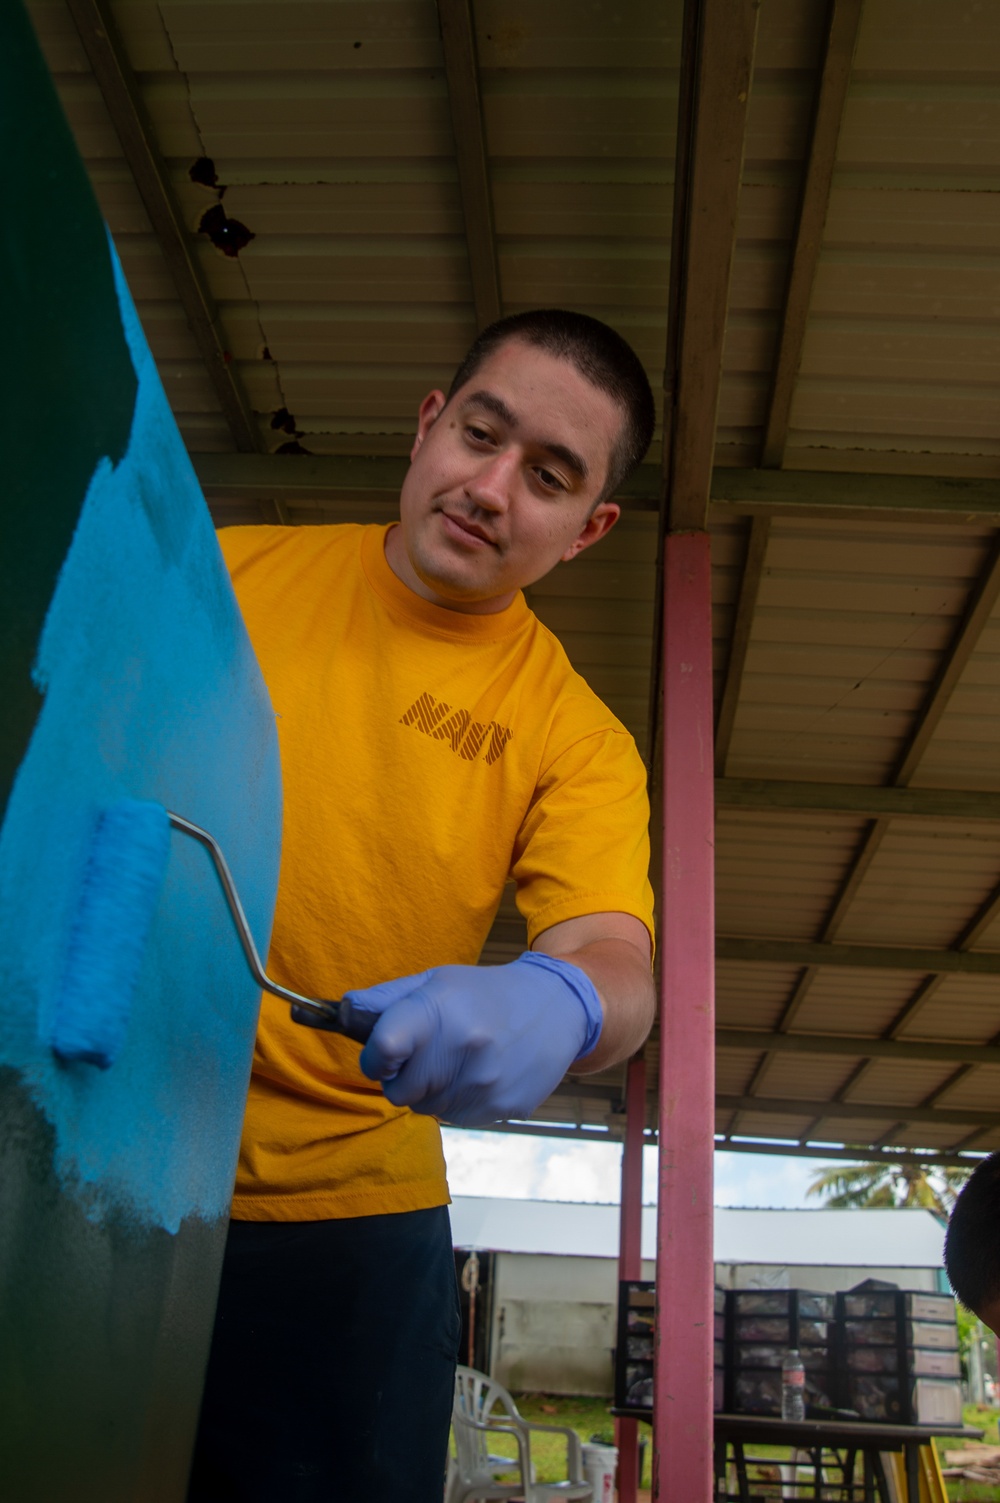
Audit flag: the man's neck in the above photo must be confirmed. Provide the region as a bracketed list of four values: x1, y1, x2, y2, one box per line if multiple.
[383, 523, 516, 615]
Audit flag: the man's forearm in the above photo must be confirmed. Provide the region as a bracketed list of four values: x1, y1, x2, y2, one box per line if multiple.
[532, 919, 655, 1072]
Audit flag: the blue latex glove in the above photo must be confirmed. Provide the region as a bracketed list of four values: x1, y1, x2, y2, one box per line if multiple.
[340, 951, 604, 1128]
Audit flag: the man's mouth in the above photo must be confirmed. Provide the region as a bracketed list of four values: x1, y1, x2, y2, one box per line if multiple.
[439, 510, 499, 549]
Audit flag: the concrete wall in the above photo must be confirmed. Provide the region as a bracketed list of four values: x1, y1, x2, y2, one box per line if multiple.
[488, 1253, 942, 1395]
[490, 1254, 619, 1396]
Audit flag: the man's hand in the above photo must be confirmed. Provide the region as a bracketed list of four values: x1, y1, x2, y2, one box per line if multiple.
[339, 952, 603, 1127]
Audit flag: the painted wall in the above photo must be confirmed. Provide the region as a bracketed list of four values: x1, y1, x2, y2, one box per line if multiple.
[490, 1253, 619, 1396]
[0, 8, 281, 1499]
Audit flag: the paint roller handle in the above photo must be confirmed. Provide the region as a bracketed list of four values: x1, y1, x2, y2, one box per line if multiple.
[290, 998, 374, 1043]
[165, 812, 374, 1042]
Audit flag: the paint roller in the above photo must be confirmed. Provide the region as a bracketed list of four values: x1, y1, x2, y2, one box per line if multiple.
[50, 798, 372, 1069]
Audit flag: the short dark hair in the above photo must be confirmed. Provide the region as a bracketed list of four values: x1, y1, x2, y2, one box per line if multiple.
[944, 1152, 1000, 1313]
[447, 309, 656, 503]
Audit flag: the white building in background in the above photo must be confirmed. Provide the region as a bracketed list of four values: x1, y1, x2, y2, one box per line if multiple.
[450, 1197, 950, 1396]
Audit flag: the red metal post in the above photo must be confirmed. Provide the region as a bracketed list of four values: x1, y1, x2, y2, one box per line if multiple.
[616, 1051, 648, 1502]
[653, 532, 716, 1502]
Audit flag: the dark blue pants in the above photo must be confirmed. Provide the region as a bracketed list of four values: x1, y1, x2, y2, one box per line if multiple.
[186, 1207, 460, 1503]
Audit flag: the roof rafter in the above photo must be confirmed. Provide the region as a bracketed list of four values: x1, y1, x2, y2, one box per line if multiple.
[715, 1140, 989, 1170]
[194, 456, 1000, 521]
[760, 0, 864, 467]
[436, 0, 501, 330]
[64, 0, 260, 457]
[716, 1030, 1000, 1067]
[716, 778, 1000, 822]
[714, 518, 770, 774]
[718, 1094, 1000, 1131]
[716, 936, 1000, 974]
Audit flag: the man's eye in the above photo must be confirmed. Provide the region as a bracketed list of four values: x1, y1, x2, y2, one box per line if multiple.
[467, 425, 493, 444]
[536, 468, 564, 491]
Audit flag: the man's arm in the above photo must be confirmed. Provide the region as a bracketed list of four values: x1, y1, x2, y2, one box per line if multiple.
[532, 911, 655, 1072]
[324, 910, 656, 1128]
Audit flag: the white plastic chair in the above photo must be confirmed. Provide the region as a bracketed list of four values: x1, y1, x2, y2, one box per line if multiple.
[446, 1366, 593, 1503]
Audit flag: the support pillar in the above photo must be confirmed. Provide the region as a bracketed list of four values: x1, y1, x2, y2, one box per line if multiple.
[653, 532, 716, 1502]
[616, 1051, 648, 1503]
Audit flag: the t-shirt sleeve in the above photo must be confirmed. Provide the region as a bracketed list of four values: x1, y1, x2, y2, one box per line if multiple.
[510, 724, 655, 953]
[215, 523, 284, 576]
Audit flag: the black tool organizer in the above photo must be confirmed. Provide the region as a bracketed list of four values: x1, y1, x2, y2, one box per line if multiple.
[725, 1288, 836, 1417]
[613, 1281, 727, 1412]
[613, 1281, 961, 1425]
[837, 1287, 961, 1425]
[614, 1281, 655, 1410]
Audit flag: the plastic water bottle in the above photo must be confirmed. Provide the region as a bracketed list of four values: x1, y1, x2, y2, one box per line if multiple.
[781, 1349, 806, 1421]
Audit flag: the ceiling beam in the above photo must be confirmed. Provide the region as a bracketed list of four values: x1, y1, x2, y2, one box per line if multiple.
[716, 1029, 1000, 1067]
[760, 0, 864, 467]
[65, 0, 259, 456]
[894, 534, 1000, 785]
[716, 778, 1000, 822]
[195, 454, 410, 507]
[714, 518, 770, 774]
[717, 1094, 1000, 1130]
[716, 1138, 989, 1170]
[436, 0, 501, 330]
[192, 456, 1000, 521]
[485, 1120, 624, 1143]
[716, 936, 1000, 975]
[661, 0, 760, 532]
[712, 1136, 986, 1172]
[710, 469, 1000, 521]
[476, 1122, 992, 1166]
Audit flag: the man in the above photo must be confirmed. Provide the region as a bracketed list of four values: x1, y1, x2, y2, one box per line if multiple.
[945, 1152, 1000, 1336]
[187, 310, 657, 1502]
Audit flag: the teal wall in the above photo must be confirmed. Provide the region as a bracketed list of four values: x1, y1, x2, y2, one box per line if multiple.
[0, 7, 282, 1497]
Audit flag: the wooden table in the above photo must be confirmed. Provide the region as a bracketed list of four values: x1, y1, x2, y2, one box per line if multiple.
[612, 1409, 981, 1501]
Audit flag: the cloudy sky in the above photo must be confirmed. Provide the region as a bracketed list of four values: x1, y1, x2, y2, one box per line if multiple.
[441, 1129, 828, 1208]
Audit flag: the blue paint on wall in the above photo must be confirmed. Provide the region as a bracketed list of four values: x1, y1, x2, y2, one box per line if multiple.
[0, 236, 282, 1234]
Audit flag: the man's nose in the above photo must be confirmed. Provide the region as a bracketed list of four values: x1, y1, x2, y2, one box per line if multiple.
[466, 449, 518, 512]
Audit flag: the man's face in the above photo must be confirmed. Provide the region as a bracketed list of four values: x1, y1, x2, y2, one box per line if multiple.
[385, 338, 624, 613]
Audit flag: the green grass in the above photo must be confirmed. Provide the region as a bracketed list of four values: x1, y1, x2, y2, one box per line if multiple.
[932, 1404, 1000, 1503]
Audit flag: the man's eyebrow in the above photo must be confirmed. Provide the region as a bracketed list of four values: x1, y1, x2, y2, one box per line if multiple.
[460, 390, 518, 429]
[459, 389, 589, 482]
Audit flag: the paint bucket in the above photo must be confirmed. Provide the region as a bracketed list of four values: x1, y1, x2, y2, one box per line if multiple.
[581, 1442, 618, 1503]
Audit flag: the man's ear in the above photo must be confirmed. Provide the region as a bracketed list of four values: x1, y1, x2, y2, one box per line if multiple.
[561, 500, 621, 562]
[410, 390, 447, 461]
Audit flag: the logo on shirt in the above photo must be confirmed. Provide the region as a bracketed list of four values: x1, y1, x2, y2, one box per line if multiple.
[400, 691, 513, 766]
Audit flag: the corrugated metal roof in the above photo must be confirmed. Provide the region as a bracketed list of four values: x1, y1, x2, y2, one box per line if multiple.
[26, 0, 1000, 1163]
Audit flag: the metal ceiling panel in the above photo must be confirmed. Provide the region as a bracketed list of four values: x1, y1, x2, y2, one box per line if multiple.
[786, 970, 957, 1039]
[900, 976, 1000, 1044]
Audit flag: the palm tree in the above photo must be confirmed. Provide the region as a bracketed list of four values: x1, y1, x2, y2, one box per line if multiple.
[806, 1161, 970, 1218]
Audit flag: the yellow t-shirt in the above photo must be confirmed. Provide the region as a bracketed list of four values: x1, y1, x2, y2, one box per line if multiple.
[219, 522, 654, 1221]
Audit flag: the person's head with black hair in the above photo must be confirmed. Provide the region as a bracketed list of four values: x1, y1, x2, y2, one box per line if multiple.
[446, 308, 656, 505]
[390, 308, 656, 614]
[944, 1151, 1000, 1335]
